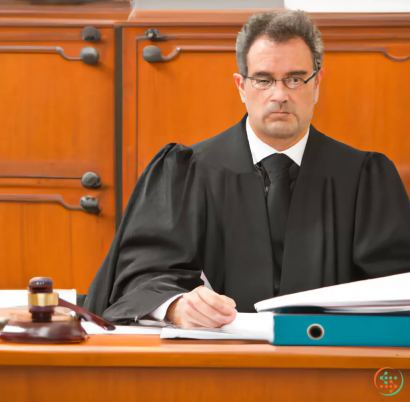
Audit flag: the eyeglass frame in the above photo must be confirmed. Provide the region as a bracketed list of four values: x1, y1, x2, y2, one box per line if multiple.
[241, 70, 319, 90]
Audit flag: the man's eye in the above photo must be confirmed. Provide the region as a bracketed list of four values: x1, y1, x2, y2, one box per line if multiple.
[288, 77, 302, 83]
[256, 79, 270, 84]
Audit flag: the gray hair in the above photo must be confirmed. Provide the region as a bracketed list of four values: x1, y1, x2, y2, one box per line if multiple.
[236, 10, 323, 76]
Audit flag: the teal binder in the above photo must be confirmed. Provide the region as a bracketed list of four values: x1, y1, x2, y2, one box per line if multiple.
[273, 314, 410, 346]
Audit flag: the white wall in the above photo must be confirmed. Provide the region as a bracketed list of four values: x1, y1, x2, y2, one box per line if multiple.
[132, 0, 284, 10]
[131, 0, 410, 12]
[285, 0, 410, 12]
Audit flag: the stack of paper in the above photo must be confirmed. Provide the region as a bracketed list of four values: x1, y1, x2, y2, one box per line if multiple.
[255, 272, 410, 313]
[161, 312, 274, 342]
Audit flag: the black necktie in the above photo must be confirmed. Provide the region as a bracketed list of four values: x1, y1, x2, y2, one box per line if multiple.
[260, 153, 297, 295]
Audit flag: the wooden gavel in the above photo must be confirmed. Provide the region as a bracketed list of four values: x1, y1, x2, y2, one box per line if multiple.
[0, 277, 114, 344]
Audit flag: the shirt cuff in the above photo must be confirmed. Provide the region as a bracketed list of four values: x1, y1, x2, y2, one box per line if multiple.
[137, 272, 212, 322]
[143, 293, 185, 321]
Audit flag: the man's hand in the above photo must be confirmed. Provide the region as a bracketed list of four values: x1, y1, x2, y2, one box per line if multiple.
[166, 286, 237, 329]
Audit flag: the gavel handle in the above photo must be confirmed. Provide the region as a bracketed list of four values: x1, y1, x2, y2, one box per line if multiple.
[58, 299, 115, 331]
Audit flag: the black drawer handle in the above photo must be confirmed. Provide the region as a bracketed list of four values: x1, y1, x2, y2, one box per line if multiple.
[142, 45, 235, 63]
[0, 194, 101, 215]
[0, 46, 99, 65]
[0, 172, 101, 189]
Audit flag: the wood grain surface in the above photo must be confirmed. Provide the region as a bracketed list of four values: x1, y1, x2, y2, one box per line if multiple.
[0, 0, 131, 22]
[0, 27, 116, 293]
[1, 366, 409, 402]
[1, 334, 410, 369]
[1, 335, 410, 401]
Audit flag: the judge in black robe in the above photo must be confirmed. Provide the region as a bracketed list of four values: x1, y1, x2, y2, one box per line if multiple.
[84, 116, 410, 323]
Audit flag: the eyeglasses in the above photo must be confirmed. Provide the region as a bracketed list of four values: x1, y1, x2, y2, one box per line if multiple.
[242, 70, 318, 90]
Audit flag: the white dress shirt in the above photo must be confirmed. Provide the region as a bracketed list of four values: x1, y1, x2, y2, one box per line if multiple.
[141, 118, 310, 321]
[246, 117, 309, 165]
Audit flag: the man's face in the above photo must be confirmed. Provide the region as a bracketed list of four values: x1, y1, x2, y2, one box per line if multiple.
[234, 36, 324, 142]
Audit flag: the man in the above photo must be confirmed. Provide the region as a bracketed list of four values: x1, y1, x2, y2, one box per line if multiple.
[84, 11, 410, 328]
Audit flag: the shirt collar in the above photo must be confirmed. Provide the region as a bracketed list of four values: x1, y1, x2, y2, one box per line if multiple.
[246, 117, 309, 166]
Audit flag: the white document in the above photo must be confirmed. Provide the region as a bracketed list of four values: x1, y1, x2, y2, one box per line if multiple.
[160, 312, 274, 342]
[255, 273, 410, 312]
[0, 289, 77, 308]
[81, 321, 162, 335]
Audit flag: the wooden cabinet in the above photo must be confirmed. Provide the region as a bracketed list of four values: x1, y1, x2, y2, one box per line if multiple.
[0, 7, 409, 294]
[0, 24, 117, 292]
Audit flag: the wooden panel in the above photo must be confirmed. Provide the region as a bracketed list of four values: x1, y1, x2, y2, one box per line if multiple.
[0, 1, 131, 23]
[0, 27, 116, 293]
[122, 27, 246, 205]
[0, 335, 410, 401]
[122, 20, 410, 205]
[135, 39, 242, 171]
[313, 48, 410, 190]
[2, 366, 410, 402]
[1, 333, 410, 369]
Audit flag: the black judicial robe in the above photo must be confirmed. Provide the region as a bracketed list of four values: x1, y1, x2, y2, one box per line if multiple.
[84, 116, 410, 323]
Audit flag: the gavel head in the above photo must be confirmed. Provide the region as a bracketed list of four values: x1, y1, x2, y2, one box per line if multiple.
[28, 277, 59, 323]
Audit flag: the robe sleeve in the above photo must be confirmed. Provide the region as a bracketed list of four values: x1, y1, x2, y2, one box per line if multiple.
[83, 143, 207, 323]
[353, 152, 410, 278]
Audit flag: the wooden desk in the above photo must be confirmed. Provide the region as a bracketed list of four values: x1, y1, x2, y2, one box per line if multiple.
[0, 335, 409, 401]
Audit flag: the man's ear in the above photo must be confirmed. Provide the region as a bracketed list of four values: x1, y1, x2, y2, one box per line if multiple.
[233, 73, 246, 103]
[313, 69, 325, 105]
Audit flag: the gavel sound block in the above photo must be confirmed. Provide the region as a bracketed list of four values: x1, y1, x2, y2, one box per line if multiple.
[0, 277, 114, 344]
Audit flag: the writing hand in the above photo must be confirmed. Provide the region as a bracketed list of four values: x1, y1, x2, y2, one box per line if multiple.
[166, 286, 237, 329]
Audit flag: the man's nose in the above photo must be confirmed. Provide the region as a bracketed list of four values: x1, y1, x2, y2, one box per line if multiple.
[268, 81, 289, 103]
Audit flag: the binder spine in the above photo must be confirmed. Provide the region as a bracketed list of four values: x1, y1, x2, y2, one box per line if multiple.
[273, 315, 410, 347]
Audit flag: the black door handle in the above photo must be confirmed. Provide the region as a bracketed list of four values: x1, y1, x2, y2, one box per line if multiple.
[81, 26, 101, 43]
[0, 46, 99, 65]
[80, 196, 101, 215]
[0, 194, 101, 215]
[80, 172, 101, 189]
[0, 172, 101, 189]
[142, 45, 235, 63]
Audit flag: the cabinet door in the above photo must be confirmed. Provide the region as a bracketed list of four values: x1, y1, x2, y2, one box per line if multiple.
[122, 24, 410, 204]
[0, 27, 116, 292]
[121, 26, 246, 204]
